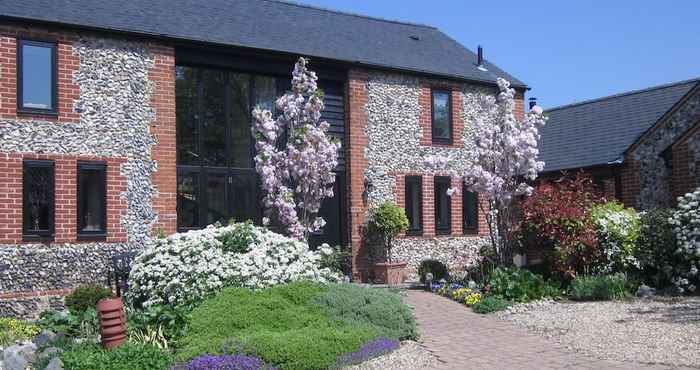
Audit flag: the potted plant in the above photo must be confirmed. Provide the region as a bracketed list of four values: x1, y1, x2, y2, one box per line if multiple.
[369, 202, 409, 285]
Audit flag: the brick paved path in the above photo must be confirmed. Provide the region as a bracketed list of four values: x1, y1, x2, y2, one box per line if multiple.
[404, 290, 694, 370]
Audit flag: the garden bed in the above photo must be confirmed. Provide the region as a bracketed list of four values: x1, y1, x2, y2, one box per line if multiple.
[498, 297, 700, 368]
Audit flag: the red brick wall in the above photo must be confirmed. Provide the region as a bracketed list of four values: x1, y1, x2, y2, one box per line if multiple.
[671, 123, 700, 199]
[0, 153, 127, 244]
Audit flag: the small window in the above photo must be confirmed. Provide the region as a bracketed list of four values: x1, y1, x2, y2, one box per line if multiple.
[463, 185, 479, 232]
[431, 89, 452, 144]
[405, 176, 423, 235]
[17, 39, 57, 113]
[434, 176, 451, 235]
[77, 161, 107, 236]
[23, 160, 55, 238]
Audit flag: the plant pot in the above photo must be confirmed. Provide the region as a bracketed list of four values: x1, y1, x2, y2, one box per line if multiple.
[96, 297, 127, 349]
[373, 262, 407, 285]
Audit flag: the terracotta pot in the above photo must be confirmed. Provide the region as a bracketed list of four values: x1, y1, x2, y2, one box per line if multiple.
[373, 261, 407, 285]
[97, 297, 127, 349]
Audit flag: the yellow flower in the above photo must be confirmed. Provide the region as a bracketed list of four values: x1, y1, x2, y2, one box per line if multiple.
[464, 292, 482, 306]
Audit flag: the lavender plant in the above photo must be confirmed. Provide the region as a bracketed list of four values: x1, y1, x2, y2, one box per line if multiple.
[177, 354, 277, 370]
[252, 57, 341, 240]
[333, 338, 400, 368]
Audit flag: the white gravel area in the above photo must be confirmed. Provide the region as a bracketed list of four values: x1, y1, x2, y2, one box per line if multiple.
[498, 297, 700, 368]
[344, 341, 437, 370]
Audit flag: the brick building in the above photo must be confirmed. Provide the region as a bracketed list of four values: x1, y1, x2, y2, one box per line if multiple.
[0, 0, 527, 317]
[538, 79, 700, 209]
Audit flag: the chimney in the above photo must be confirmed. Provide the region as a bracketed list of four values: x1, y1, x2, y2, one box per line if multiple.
[477, 45, 484, 66]
[529, 97, 537, 110]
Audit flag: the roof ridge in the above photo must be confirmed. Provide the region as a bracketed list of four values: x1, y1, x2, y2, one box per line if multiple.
[545, 77, 700, 112]
[261, 0, 437, 29]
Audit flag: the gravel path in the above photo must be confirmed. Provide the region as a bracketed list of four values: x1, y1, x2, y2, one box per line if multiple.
[344, 341, 437, 370]
[498, 297, 700, 368]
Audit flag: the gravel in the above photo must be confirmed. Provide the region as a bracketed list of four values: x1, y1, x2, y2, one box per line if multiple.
[498, 297, 700, 368]
[344, 341, 437, 370]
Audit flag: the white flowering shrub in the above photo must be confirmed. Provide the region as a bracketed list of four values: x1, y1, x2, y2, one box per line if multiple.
[669, 188, 700, 294]
[127, 224, 339, 307]
[590, 202, 641, 273]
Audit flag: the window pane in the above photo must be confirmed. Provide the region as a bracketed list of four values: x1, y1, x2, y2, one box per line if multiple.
[177, 171, 199, 228]
[230, 170, 257, 223]
[205, 172, 227, 225]
[434, 177, 451, 233]
[176, 66, 199, 165]
[405, 176, 422, 232]
[78, 165, 106, 233]
[23, 162, 53, 234]
[463, 189, 478, 231]
[432, 90, 451, 141]
[21, 43, 53, 110]
[254, 76, 277, 112]
[230, 73, 251, 168]
[201, 69, 227, 166]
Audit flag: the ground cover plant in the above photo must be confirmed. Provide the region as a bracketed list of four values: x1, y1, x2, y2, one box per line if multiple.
[0, 317, 40, 346]
[568, 274, 632, 301]
[176, 281, 415, 370]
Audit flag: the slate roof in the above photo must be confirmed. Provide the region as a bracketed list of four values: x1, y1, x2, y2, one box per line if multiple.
[539, 78, 699, 173]
[0, 0, 525, 88]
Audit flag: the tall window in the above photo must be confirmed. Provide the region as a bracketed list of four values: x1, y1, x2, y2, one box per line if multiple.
[405, 176, 423, 235]
[77, 161, 107, 236]
[462, 184, 478, 232]
[434, 176, 451, 234]
[431, 89, 452, 144]
[18, 40, 57, 113]
[23, 160, 54, 238]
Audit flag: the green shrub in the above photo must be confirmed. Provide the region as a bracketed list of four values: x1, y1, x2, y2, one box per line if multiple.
[590, 201, 641, 273]
[569, 274, 631, 301]
[128, 304, 190, 347]
[319, 244, 353, 277]
[60, 342, 172, 370]
[38, 308, 100, 340]
[635, 209, 678, 288]
[65, 284, 112, 314]
[313, 284, 417, 341]
[0, 318, 40, 346]
[177, 282, 377, 369]
[487, 267, 561, 302]
[370, 202, 409, 262]
[417, 259, 448, 284]
[472, 296, 511, 314]
[217, 220, 259, 253]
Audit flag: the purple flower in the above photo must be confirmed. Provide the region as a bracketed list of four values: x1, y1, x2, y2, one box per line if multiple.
[176, 355, 277, 370]
[334, 338, 400, 367]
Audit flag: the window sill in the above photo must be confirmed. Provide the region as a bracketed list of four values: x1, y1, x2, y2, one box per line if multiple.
[435, 229, 451, 236]
[17, 108, 59, 117]
[405, 230, 423, 237]
[77, 233, 107, 242]
[463, 228, 479, 235]
[22, 234, 54, 243]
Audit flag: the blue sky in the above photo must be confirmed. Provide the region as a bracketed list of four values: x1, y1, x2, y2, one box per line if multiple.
[298, 0, 699, 109]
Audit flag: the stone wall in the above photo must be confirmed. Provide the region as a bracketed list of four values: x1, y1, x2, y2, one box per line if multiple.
[0, 24, 175, 318]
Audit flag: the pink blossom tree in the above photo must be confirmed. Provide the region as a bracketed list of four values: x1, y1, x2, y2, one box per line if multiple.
[425, 78, 547, 264]
[252, 57, 341, 241]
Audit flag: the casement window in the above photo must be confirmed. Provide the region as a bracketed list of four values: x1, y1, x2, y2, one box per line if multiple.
[462, 184, 479, 232]
[23, 160, 55, 239]
[434, 176, 451, 235]
[77, 161, 107, 236]
[17, 39, 57, 114]
[405, 176, 423, 235]
[431, 89, 452, 144]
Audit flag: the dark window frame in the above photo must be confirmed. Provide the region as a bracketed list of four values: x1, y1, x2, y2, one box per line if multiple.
[17, 39, 58, 115]
[77, 161, 107, 238]
[22, 159, 55, 240]
[431, 88, 453, 145]
[462, 184, 479, 233]
[404, 175, 423, 236]
[434, 176, 452, 235]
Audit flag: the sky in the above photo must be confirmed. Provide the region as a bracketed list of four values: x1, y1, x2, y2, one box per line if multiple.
[296, 0, 699, 109]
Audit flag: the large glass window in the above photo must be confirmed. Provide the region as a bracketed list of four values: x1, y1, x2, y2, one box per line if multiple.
[462, 185, 479, 232]
[431, 89, 452, 144]
[23, 160, 54, 238]
[18, 40, 57, 113]
[405, 176, 423, 235]
[77, 161, 107, 236]
[434, 176, 451, 235]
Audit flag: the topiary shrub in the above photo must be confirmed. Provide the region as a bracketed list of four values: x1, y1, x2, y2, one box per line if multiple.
[369, 202, 409, 262]
[568, 274, 631, 301]
[590, 201, 641, 273]
[635, 208, 678, 288]
[669, 188, 700, 294]
[417, 259, 449, 284]
[65, 284, 113, 314]
[312, 284, 417, 341]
